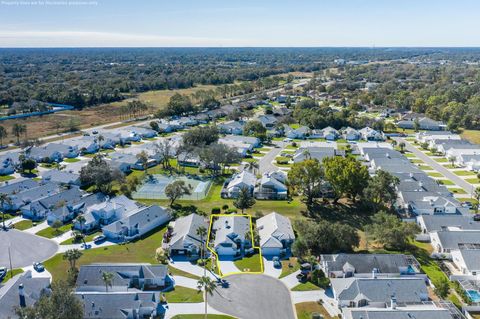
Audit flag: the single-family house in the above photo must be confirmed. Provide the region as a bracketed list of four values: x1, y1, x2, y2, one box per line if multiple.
[255, 114, 278, 128]
[222, 170, 256, 198]
[0, 179, 39, 196]
[220, 135, 261, 148]
[28, 187, 84, 224]
[358, 127, 385, 141]
[95, 132, 120, 149]
[322, 126, 340, 141]
[284, 125, 310, 139]
[397, 116, 446, 131]
[430, 230, 480, 254]
[451, 249, 480, 277]
[63, 136, 99, 154]
[129, 126, 158, 139]
[212, 216, 251, 257]
[0, 271, 51, 319]
[254, 171, 288, 200]
[293, 146, 336, 163]
[256, 212, 295, 256]
[417, 215, 480, 235]
[319, 254, 420, 278]
[6, 181, 60, 212]
[41, 170, 81, 186]
[457, 154, 480, 171]
[156, 122, 176, 134]
[102, 205, 171, 242]
[48, 192, 106, 226]
[167, 213, 209, 258]
[331, 277, 429, 308]
[218, 120, 245, 135]
[0, 152, 20, 175]
[342, 127, 360, 141]
[76, 264, 171, 292]
[26, 143, 79, 162]
[342, 307, 456, 319]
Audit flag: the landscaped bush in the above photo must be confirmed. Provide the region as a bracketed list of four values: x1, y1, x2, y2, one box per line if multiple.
[211, 207, 221, 214]
[310, 269, 330, 289]
[221, 204, 229, 211]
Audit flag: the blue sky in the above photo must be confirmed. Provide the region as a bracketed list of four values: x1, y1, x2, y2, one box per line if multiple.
[0, 0, 479, 47]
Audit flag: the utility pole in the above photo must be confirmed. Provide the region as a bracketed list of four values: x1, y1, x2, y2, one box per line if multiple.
[8, 245, 13, 279]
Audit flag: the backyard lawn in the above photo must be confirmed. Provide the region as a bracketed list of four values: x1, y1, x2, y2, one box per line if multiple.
[164, 286, 203, 303]
[461, 129, 480, 145]
[295, 302, 336, 319]
[233, 254, 263, 273]
[36, 224, 72, 239]
[44, 226, 167, 282]
[13, 220, 33, 230]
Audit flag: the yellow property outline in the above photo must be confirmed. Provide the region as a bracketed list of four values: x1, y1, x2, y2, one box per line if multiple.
[206, 214, 264, 278]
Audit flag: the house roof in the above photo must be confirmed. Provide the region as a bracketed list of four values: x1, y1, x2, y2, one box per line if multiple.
[41, 170, 80, 184]
[26, 187, 84, 213]
[221, 135, 260, 145]
[213, 216, 250, 248]
[435, 231, 480, 250]
[343, 308, 455, 319]
[320, 254, 416, 274]
[11, 182, 61, 208]
[169, 213, 209, 250]
[102, 205, 170, 234]
[256, 212, 294, 248]
[419, 215, 480, 233]
[456, 249, 480, 271]
[227, 170, 256, 190]
[331, 277, 428, 304]
[293, 147, 335, 163]
[0, 179, 39, 195]
[0, 271, 50, 319]
[76, 264, 168, 292]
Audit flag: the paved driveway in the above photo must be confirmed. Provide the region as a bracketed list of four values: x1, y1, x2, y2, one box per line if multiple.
[209, 274, 295, 319]
[259, 141, 285, 174]
[0, 229, 58, 268]
[394, 137, 475, 196]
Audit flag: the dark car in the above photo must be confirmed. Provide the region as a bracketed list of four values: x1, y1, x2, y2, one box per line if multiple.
[33, 262, 45, 272]
[0, 267, 7, 280]
[474, 214, 480, 222]
[296, 272, 308, 283]
[272, 256, 282, 269]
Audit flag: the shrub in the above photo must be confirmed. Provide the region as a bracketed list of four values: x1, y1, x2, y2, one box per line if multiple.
[310, 269, 330, 289]
[221, 204, 229, 211]
[211, 207, 221, 214]
[291, 142, 297, 147]
[255, 211, 264, 219]
[226, 208, 237, 214]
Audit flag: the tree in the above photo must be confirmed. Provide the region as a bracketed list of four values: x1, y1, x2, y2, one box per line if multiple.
[196, 226, 208, 276]
[363, 170, 399, 212]
[291, 237, 309, 260]
[155, 139, 174, 170]
[182, 125, 219, 147]
[233, 187, 256, 213]
[0, 125, 7, 148]
[51, 220, 63, 236]
[197, 276, 217, 319]
[413, 118, 420, 132]
[150, 121, 160, 132]
[75, 215, 86, 233]
[12, 123, 26, 145]
[136, 151, 149, 173]
[15, 280, 83, 319]
[448, 155, 456, 168]
[155, 247, 169, 264]
[165, 180, 193, 206]
[434, 277, 450, 299]
[365, 211, 420, 250]
[288, 159, 324, 208]
[0, 193, 12, 230]
[80, 155, 122, 193]
[62, 249, 83, 271]
[323, 157, 370, 202]
[20, 157, 37, 174]
[158, 93, 194, 117]
[398, 142, 406, 153]
[243, 120, 267, 141]
[474, 187, 480, 214]
[102, 271, 114, 292]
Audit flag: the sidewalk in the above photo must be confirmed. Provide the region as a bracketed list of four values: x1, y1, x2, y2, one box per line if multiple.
[24, 221, 49, 234]
[280, 270, 301, 289]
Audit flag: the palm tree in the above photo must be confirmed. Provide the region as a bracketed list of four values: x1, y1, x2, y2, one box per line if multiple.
[448, 156, 456, 168]
[306, 255, 317, 273]
[197, 276, 217, 319]
[12, 123, 26, 145]
[398, 142, 406, 153]
[62, 249, 83, 271]
[0, 193, 12, 230]
[474, 187, 480, 214]
[97, 135, 105, 150]
[196, 226, 208, 276]
[0, 125, 7, 148]
[102, 271, 114, 292]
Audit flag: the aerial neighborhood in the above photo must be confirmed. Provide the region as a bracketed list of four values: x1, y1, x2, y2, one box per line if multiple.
[2, 44, 480, 319]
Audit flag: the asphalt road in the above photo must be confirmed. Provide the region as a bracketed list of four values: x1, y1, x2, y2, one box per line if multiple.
[258, 141, 286, 174]
[0, 229, 58, 268]
[208, 274, 295, 319]
[393, 137, 475, 196]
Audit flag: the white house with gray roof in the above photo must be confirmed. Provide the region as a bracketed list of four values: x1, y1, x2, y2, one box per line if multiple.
[254, 171, 288, 200]
[451, 249, 480, 277]
[167, 213, 209, 258]
[26, 143, 79, 162]
[222, 170, 256, 198]
[430, 230, 480, 254]
[331, 277, 429, 308]
[256, 212, 294, 256]
[417, 215, 480, 236]
[343, 306, 456, 319]
[212, 216, 251, 257]
[41, 169, 81, 186]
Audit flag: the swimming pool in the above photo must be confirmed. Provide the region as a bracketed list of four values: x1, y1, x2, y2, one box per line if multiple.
[467, 289, 480, 302]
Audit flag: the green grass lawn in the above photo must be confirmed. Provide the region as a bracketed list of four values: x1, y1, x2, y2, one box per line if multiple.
[60, 231, 102, 245]
[443, 164, 456, 169]
[63, 158, 81, 163]
[1, 269, 23, 283]
[36, 224, 72, 239]
[171, 316, 236, 319]
[404, 153, 416, 158]
[242, 158, 258, 163]
[457, 198, 478, 205]
[13, 220, 33, 230]
[279, 257, 300, 278]
[461, 129, 480, 144]
[285, 145, 299, 150]
[0, 175, 15, 182]
[44, 226, 167, 282]
[169, 265, 201, 280]
[295, 302, 336, 319]
[465, 178, 480, 184]
[164, 286, 203, 303]
[437, 179, 455, 186]
[454, 170, 477, 176]
[427, 172, 444, 178]
[434, 158, 449, 163]
[291, 281, 321, 291]
[449, 188, 468, 194]
[418, 165, 433, 171]
[410, 159, 424, 164]
[256, 147, 272, 152]
[233, 254, 263, 273]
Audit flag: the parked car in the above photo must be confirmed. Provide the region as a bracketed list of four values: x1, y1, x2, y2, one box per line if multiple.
[296, 272, 308, 283]
[0, 267, 7, 279]
[474, 214, 480, 222]
[92, 130, 98, 135]
[33, 262, 44, 272]
[272, 256, 282, 269]
[283, 138, 293, 142]
[463, 201, 474, 209]
[93, 235, 106, 244]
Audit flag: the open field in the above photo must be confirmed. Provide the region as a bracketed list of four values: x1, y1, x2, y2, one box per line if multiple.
[0, 85, 217, 142]
[461, 129, 480, 144]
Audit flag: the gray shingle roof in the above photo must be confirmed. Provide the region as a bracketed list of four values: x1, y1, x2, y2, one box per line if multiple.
[419, 215, 480, 233]
[343, 308, 455, 319]
[256, 212, 294, 248]
[0, 179, 39, 195]
[169, 213, 209, 251]
[321, 254, 416, 275]
[436, 231, 480, 251]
